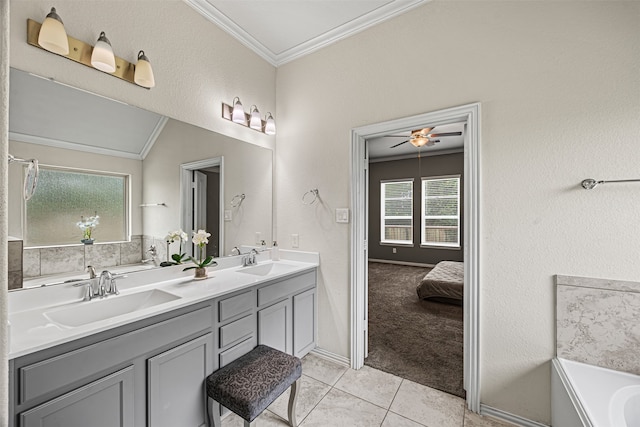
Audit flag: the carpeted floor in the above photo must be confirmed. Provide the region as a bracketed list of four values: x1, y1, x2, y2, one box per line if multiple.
[365, 262, 465, 398]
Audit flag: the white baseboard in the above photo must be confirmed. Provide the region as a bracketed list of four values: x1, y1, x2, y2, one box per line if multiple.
[310, 347, 350, 367]
[368, 259, 436, 268]
[480, 404, 549, 427]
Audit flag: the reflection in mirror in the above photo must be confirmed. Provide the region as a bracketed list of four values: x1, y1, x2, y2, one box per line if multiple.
[8, 68, 272, 291]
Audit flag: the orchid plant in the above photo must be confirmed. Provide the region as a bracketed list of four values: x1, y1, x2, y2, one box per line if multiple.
[76, 213, 99, 240]
[184, 229, 217, 271]
[165, 229, 188, 264]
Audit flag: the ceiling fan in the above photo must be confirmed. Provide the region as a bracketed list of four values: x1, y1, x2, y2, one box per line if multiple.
[389, 127, 462, 148]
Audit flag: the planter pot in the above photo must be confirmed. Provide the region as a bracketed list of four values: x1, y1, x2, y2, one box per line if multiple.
[81, 239, 94, 245]
[194, 267, 207, 280]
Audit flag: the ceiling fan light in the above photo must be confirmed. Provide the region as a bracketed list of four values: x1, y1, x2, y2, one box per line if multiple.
[91, 31, 116, 73]
[38, 7, 69, 55]
[264, 113, 276, 135]
[249, 105, 262, 130]
[410, 136, 428, 147]
[134, 50, 155, 88]
[231, 97, 245, 124]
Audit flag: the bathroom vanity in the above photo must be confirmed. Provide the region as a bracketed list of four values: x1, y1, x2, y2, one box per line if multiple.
[7, 252, 318, 427]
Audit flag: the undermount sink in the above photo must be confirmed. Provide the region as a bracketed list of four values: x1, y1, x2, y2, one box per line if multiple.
[236, 262, 298, 277]
[44, 289, 181, 328]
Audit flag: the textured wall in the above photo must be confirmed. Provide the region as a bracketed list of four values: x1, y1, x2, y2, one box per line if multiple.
[275, 1, 640, 424]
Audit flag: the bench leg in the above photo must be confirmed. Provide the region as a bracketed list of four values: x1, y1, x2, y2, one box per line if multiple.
[207, 396, 221, 427]
[243, 420, 256, 427]
[287, 378, 300, 427]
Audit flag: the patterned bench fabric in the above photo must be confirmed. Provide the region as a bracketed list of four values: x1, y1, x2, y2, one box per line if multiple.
[206, 345, 302, 422]
[417, 261, 464, 301]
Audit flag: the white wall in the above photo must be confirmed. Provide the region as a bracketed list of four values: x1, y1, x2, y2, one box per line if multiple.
[142, 119, 272, 256]
[275, 1, 640, 424]
[9, 0, 276, 150]
[7, 140, 143, 239]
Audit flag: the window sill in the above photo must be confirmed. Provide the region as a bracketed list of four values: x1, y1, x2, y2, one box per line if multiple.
[379, 242, 414, 248]
[420, 244, 461, 251]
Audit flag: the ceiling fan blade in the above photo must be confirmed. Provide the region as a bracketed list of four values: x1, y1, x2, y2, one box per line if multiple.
[387, 135, 409, 138]
[390, 140, 408, 148]
[427, 132, 462, 138]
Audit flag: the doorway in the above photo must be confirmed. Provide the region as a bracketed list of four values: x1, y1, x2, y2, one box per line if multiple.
[350, 103, 481, 410]
[180, 157, 224, 258]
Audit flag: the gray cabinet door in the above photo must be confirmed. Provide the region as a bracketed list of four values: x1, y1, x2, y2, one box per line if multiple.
[258, 299, 291, 353]
[20, 366, 134, 427]
[148, 333, 214, 427]
[293, 288, 316, 357]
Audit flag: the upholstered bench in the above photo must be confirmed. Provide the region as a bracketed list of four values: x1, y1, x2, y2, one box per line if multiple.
[206, 345, 302, 427]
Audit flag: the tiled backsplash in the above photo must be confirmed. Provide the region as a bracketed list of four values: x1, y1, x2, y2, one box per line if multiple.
[556, 275, 640, 375]
[8, 239, 23, 290]
[22, 235, 146, 279]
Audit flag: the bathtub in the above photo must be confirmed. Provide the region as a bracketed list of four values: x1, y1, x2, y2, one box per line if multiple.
[552, 358, 640, 427]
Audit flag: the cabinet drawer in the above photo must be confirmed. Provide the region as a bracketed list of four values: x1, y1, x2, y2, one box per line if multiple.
[218, 290, 253, 323]
[219, 337, 256, 368]
[19, 306, 212, 405]
[219, 315, 254, 349]
[257, 270, 315, 307]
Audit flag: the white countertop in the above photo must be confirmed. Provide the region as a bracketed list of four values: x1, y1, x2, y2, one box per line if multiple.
[8, 250, 319, 360]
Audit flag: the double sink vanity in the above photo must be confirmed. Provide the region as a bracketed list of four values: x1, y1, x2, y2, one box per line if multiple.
[7, 250, 319, 427]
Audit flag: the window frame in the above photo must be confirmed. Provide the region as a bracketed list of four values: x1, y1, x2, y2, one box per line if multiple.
[23, 164, 131, 248]
[380, 178, 414, 246]
[420, 174, 461, 249]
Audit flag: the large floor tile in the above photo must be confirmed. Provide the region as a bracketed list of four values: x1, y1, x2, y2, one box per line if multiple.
[463, 409, 518, 427]
[221, 409, 289, 426]
[268, 375, 331, 423]
[300, 388, 387, 427]
[301, 353, 348, 386]
[334, 365, 403, 409]
[382, 411, 426, 427]
[389, 380, 465, 427]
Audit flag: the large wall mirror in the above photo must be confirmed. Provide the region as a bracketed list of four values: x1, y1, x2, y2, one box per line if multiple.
[8, 68, 273, 290]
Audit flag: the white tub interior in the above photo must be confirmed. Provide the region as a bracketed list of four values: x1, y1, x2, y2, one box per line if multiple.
[552, 358, 640, 427]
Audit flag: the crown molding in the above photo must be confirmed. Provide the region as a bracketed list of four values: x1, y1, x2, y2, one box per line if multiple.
[9, 132, 143, 160]
[183, 0, 430, 67]
[140, 116, 169, 160]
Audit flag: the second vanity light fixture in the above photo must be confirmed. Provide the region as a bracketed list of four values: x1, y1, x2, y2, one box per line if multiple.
[222, 97, 276, 135]
[29, 7, 155, 88]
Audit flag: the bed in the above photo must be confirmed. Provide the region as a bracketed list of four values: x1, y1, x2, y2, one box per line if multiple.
[416, 261, 464, 303]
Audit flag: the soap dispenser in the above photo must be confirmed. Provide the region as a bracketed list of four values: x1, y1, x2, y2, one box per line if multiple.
[271, 241, 279, 261]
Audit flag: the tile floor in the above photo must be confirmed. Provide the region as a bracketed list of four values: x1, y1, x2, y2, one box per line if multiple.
[221, 353, 517, 427]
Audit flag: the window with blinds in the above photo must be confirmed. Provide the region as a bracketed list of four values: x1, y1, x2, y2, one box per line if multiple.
[380, 179, 413, 244]
[421, 176, 460, 248]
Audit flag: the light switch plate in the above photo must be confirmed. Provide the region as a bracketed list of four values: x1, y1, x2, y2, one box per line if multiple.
[336, 208, 350, 223]
[224, 210, 232, 221]
[292, 234, 299, 248]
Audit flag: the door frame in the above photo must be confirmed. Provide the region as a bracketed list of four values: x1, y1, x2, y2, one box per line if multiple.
[180, 157, 224, 258]
[350, 102, 481, 411]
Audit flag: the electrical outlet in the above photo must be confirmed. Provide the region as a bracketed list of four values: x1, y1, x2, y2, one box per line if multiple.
[392, 247, 397, 254]
[292, 234, 299, 248]
[255, 232, 261, 244]
[224, 210, 232, 221]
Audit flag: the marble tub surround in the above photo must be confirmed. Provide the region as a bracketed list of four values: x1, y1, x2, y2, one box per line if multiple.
[556, 275, 640, 374]
[21, 235, 144, 281]
[8, 238, 23, 290]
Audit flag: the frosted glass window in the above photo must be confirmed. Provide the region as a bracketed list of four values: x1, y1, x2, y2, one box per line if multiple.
[421, 176, 460, 248]
[380, 179, 413, 244]
[25, 167, 128, 247]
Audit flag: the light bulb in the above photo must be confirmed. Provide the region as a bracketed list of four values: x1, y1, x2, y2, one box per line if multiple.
[91, 31, 116, 73]
[249, 106, 262, 130]
[264, 113, 276, 135]
[38, 7, 69, 55]
[134, 50, 155, 88]
[231, 97, 245, 124]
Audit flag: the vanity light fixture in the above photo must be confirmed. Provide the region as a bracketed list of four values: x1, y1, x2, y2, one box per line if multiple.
[134, 50, 155, 88]
[221, 99, 276, 135]
[26, 12, 155, 89]
[90, 31, 116, 73]
[231, 97, 246, 124]
[264, 113, 276, 135]
[37, 7, 69, 55]
[249, 105, 262, 130]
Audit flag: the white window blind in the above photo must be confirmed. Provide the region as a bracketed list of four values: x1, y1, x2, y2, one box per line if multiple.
[421, 176, 460, 248]
[380, 179, 413, 244]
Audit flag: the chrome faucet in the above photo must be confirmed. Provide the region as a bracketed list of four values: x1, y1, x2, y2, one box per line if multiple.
[231, 246, 242, 256]
[142, 245, 160, 266]
[86, 265, 97, 279]
[242, 249, 259, 267]
[82, 270, 121, 301]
